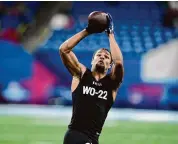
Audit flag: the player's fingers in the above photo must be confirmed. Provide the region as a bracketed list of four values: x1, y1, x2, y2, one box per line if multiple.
[106, 16, 111, 28]
[107, 13, 112, 21]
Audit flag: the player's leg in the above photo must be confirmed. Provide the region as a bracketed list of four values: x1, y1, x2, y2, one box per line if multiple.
[63, 129, 92, 144]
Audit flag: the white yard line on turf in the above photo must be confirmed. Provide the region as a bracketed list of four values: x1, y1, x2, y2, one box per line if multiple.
[0, 104, 178, 123]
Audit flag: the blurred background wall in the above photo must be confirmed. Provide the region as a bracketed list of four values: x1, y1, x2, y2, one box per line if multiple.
[0, 1, 178, 111]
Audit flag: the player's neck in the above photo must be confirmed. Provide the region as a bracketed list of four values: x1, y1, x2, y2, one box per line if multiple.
[92, 71, 106, 81]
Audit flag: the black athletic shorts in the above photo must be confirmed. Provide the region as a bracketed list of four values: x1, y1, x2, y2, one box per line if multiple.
[63, 129, 96, 144]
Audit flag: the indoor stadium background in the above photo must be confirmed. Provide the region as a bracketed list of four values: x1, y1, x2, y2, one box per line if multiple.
[0, 1, 178, 144]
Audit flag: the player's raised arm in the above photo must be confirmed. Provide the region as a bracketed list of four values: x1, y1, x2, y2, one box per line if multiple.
[59, 29, 89, 77]
[59, 14, 104, 78]
[106, 13, 124, 88]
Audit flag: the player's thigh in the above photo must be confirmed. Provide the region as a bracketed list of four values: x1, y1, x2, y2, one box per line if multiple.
[63, 129, 92, 144]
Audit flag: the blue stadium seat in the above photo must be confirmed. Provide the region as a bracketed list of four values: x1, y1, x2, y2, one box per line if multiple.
[24, 1, 40, 13]
[38, 1, 178, 58]
[1, 15, 20, 29]
[2, 1, 14, 7]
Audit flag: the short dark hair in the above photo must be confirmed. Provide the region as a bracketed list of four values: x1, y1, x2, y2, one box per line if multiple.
[92, 48, 113, 64]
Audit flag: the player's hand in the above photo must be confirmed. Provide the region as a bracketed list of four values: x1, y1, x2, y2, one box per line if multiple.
[105, 13, 114, 35]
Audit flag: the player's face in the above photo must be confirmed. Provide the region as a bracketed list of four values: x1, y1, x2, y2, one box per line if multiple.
[92, 49, 112, 71]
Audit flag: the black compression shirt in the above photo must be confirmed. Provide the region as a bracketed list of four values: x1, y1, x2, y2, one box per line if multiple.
[68, 68, 115, 142]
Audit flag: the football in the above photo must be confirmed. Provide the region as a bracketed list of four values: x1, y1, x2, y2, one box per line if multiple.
[88, 11, 108, 33]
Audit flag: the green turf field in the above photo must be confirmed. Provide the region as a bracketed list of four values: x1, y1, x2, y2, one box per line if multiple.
[0, 116, 178, 144]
